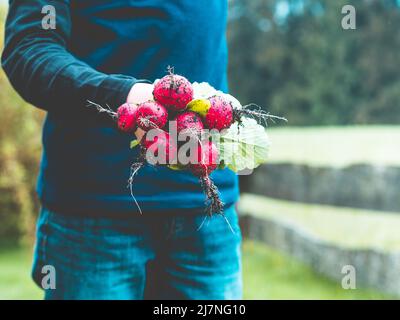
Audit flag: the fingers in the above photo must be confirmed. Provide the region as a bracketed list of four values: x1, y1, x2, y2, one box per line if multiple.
[135, 128, 146, 141]
[127, 82, 154, 105]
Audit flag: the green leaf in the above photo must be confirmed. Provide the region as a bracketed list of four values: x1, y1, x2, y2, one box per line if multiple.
[214, 118, 270, 172]
[130, 139, 140, 149]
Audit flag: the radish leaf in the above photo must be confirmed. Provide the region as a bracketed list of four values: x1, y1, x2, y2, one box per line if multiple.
[216, 118, 270, 172]
[130, 139, 140, 149]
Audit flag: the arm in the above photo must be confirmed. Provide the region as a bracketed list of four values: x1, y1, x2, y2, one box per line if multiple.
[1, 0, 136, 112]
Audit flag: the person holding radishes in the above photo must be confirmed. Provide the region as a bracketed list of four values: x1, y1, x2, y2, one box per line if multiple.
[2, 0, 242, 300]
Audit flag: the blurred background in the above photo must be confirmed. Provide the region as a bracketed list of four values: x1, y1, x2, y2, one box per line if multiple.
[1, 0, 400, 299]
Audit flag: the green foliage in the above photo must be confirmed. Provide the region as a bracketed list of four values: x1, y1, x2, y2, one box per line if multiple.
[0, 10, 43, 244]
[228, 0, 400, 125]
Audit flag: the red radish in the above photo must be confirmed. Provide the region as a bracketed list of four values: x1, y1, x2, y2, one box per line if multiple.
[189, 95, 287, 131]
[136, 101, 168, 131]
[175, 111, 204, 135]
[189, 140, 223, 215]
[117, 103, 138, 133]
[190, 140, 219, 176]
[143, 130, 177, 165]
[147, 138, 177, 165]
[153, 73, 194, 111]
[141, 129, 169, 149]
[204, 95, 234, 131]
[87, 101, 141, 133]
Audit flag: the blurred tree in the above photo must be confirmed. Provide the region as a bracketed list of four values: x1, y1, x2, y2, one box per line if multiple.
[228, 0, 400, 125]
[0, 9, 43, 245]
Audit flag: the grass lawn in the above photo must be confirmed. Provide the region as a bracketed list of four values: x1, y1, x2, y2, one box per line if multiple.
[0, 245, 42, 300]
[267, 126, 400, 167]
[0, 243, 391, 300]
[239, 194, 400, 252]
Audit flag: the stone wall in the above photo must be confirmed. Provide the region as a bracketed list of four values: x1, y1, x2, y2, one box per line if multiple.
[239, 213, 400, 296]
[240, 163, 400, 212]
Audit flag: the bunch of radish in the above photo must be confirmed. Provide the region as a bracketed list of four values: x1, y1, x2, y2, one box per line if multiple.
[89, 69, 286, 216]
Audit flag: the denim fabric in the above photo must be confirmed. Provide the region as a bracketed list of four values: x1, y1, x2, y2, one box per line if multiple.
[32, 206, 242, 300]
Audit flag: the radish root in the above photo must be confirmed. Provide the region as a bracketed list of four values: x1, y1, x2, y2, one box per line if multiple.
[233, 103, 287, 126]
[128, 161, 144, 215]
[138, 116, 159, 129]
[87, 100, 117, 119]
[127, 147, 148, 215]
[199, 175, 224, 216]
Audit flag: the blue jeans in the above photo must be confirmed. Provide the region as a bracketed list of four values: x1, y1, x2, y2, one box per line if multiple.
[31, 205, 242, 300]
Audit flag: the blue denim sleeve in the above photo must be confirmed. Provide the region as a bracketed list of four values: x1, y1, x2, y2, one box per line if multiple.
[1, 0, 136, 112]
